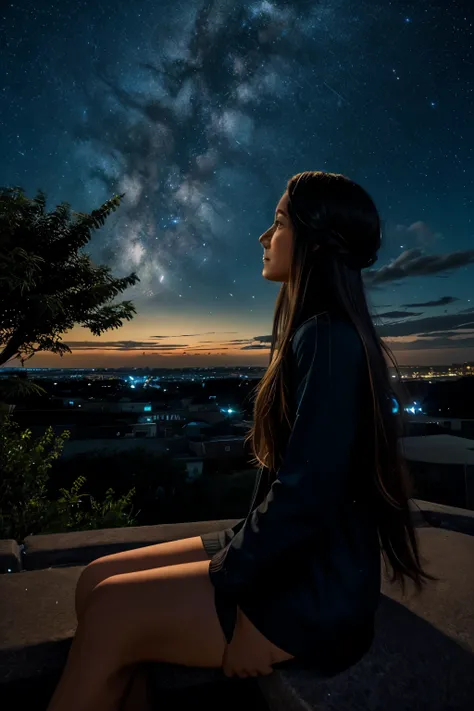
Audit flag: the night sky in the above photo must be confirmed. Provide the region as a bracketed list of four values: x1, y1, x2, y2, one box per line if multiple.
[1, 1, 473, 368]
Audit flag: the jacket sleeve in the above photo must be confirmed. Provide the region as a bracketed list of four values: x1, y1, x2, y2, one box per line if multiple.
[208, 315, 365, 642]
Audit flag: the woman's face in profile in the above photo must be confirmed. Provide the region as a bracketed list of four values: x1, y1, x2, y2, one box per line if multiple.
[259, 191, 294, 283]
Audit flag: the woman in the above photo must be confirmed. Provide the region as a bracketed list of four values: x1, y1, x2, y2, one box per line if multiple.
[47, 171, 436, 711]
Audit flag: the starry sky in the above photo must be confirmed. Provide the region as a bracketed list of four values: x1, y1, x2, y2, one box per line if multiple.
[1, 1, 473, 369]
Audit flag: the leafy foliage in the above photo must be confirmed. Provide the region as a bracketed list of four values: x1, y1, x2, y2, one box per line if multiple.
[0, 414, 137, 542]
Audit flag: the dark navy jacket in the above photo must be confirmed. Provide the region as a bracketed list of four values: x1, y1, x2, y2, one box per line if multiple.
[208, 311, 382, 672]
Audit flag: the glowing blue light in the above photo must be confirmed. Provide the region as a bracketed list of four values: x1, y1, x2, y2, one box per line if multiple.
[144, 405, 151, 412]
[404, 404, 423, 415]
[391, 396, 399, 414]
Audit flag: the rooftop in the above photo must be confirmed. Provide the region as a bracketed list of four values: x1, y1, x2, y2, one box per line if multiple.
[400, 433, 474, 465]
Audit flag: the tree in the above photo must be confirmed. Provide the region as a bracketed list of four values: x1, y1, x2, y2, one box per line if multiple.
[0, 186, 139, 375]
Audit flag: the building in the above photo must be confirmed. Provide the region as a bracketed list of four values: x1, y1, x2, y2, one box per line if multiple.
[400, 434, 474, 511]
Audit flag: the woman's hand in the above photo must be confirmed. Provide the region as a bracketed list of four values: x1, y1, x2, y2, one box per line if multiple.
[222, 607, 275, 678]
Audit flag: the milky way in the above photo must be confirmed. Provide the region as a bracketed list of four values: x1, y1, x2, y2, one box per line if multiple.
[1, 1, 473, 365]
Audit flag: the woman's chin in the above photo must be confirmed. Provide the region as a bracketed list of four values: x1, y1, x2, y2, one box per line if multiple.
[262, 264, 284, 283]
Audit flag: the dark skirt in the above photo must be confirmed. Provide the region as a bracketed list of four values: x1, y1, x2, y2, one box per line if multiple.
[200, 524, 375, 674]
[201, 524, 331, 672]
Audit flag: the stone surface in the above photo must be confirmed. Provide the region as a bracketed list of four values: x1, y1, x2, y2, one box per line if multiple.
[0, 539, 22, 574]
[411, 498, 474, 535]
[0, 566, 82, 683]
[0, 519, 242, 688]
[0, 565, 269, 709]
[1, 499, 471, 573]
[3, 669, 269, 711]
[1, 509, 473, 711]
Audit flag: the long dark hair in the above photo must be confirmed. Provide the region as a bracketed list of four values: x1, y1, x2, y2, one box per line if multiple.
[245, 170, 437, 595]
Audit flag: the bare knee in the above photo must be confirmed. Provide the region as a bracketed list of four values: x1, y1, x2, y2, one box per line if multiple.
[75, 556, 111, 621]
[74, 537, 209, 621]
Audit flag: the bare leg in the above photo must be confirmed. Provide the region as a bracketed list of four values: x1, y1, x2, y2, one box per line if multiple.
[75, 536, 209, 622]
[119, 665, 151, 711]
[46, 617, 133, 711]
[45, 559, 227, 711]
[46, 559, 292, 711]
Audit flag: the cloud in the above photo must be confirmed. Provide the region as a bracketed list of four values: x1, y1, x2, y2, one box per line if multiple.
[376, 310, 474, 338]
[388, 335, 474, 351]
[63, 309, 474, 354]
[64, 340, 195, 351]
[375, 310, 423, 319]
[364, 248, 474, 286]
[401, 296, 460, 307]
[149, 332, 239, 338]
[405, 220, 444, 249]
[416, 330, 474, 338]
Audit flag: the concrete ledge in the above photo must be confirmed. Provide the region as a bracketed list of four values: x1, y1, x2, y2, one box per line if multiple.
[1, 509, 474, 710]
[14, 518, 242, 571]
[0, 566, 81, 685]
[3, 498, 473, 574]
[1, 500, 473, 574]
[0, 519, 236, 686]
[257, 527, 474, 711]
[0, 539, 22, 574]
[409, 498, 474, 536]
